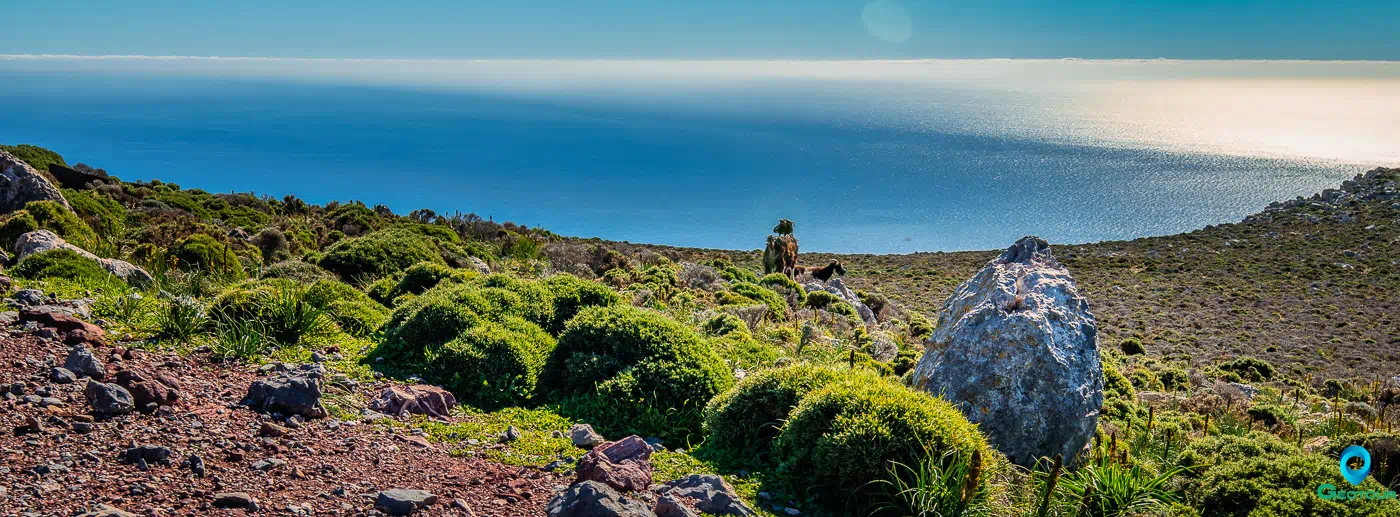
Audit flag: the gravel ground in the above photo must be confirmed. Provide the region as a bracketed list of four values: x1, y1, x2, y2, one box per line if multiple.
[0, 331, 563, 516]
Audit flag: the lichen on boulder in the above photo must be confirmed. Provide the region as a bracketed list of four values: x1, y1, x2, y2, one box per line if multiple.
[911, 235, 1103, 466]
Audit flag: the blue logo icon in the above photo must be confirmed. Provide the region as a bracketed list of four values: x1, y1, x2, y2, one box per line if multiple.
[1340, 445, 1371, 486]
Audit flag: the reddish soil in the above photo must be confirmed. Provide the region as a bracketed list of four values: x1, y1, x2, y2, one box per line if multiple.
[0, 332, 563, 516]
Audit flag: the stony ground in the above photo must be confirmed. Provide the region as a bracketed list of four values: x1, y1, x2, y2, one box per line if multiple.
[0, 332, 566, 516]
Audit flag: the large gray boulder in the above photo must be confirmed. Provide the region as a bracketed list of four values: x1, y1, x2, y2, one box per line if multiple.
[0, 149, 69, 214]
[911, 236, 1103, 466]
[13, 230, 152, 286]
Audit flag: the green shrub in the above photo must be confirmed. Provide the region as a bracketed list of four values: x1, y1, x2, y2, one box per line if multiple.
[1120, 337, 1146, 355]
[423, 315, 555, 409]
[2, 200, 98, 251]
[701, 312, 749, 338]
[542, 274, 623, 335]
[804, 290, 840, 309]
[374, 274, 612, 406]
[171, 233, 245, 279]
[542, 305, 734, 443]
[1159, 367, 1190, 391]
[1218, 357, 1275, 382]
[1327, 433, 1400, 488]
[62, 189, 126, 238]
[0, 211, 39, 252]
[1, 144, 66, 174]
[773, 378, 991, 513]
[1192, 452, 1397, 517]
[730, 282, 788, 322]
[307, 279, 390, 339]
[212, 278, 388, 343]
[326, 202, 380, 234]
[260, 260, 337, 283]
[10, 248, 110, 283]
[703, 364, 861, 465]
[318, 227, 445, 284]
[907, 311, 935, 339]
[367, 261, 466, 305]
[759, 272, 804, 293]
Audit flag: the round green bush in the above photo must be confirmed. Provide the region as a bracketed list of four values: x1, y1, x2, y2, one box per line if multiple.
[703, 364, 864, 464]
[1120, 337, 1146, 355]
[542, 273, 622, 335]
[62, 190, 126, 237]
[729, 282, 788, 322]
[423, 315, 556, 409]
[10, 248, 111, 283]
[0, 210, 39, 251]
[307, 279, 390, 338]
[542, 305, 734, 438]
[374, 274, 614, 406]
[759, 272, 805, 294]
[259, 259, 337, 283]
[171, 233, 245, 279]
[368, 261, 469, 306]
[774, 378, 992, 513]
[317, 227, 444, 283]
[701, 312, 749, 338]
[804, 290, 840, 309]
[3, 200, 98, 251]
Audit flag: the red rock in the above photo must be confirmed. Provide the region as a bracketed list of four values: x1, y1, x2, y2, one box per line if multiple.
[113, 369, 180, 408]
[368, 385, 457, 418]
[574, 435, 654, 492]
[20, 309, 106, 340]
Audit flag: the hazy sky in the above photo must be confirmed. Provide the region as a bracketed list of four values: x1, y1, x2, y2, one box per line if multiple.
[5, 0, 1398, 60]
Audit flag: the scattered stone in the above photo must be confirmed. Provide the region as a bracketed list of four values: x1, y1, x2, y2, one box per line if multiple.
[911, 236, 1103, 467]
[251, 458, 286, 471]
[375, 489, 439, 515]
[547, 481, 657, 517]
[569, 423, 605, 449]
[259, 421, 290, 437]
[499, 425, 522, 443]
[50, 366, 77, 384]
[113, 368, 180, 408]
[653, 475, 757, 517]
[241, 363, 327, 418]
[188, 453, 206, 477]
[576, 435, 654, 492]
[212, 492, 257, 510]
[368, 384, 458, 418]
[122, 445, 172, 466]
[84, 379, 135, 415]
[64, 345, 106, 380]
[76, 505, 138, 517]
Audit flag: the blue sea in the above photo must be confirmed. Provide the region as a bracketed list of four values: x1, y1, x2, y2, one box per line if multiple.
[1, 57, 1396, 253]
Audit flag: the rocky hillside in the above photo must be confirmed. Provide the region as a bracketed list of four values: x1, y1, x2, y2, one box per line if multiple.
[4, 141, 1400, 517]
[768, 168, 1399, 382]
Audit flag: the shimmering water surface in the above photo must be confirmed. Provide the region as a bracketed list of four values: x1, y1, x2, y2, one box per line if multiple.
[1, 57, 1396, 252]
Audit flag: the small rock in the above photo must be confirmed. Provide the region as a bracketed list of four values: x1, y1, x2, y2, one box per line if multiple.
[212, 492, 257, 509]
[569, 423, 605, 449]
[50, 367, 77, 384]
[64, 345, 106, 380]
[375, 489, 439, 515]
[260, 421, 289, 437]
[251, 458, 286, 471]
[499, 425, 521, 443]
[84, 379, 135, 415]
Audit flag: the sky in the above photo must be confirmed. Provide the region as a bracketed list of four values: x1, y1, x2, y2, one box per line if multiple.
[4, 0, 1398, 60]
